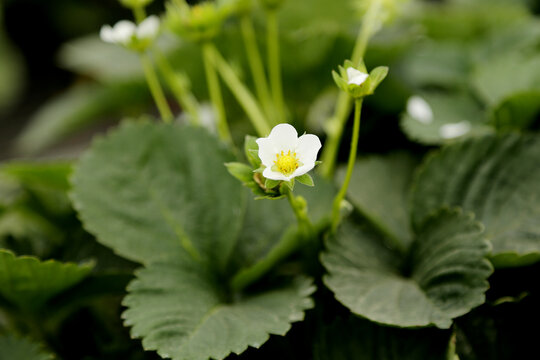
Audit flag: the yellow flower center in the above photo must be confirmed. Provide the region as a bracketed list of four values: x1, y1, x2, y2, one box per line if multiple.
[274, 150, 300, 176]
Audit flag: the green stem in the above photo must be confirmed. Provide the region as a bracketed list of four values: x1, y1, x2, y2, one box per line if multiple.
[154, 50, 201, 125]
[133, 6, 146, 23]
[285, 188, 312, 236]
[331, 99, 362, 231]
[207, 44, 271, 136]
[319, 0, 382, 178]
[230, 225, 301, 292]
[240, 15, 275, 124]
[266, 9, 286, 123]
[140, 54, 174, 123]
[230, 186, 314, 293]
[202, 42, 233, 144]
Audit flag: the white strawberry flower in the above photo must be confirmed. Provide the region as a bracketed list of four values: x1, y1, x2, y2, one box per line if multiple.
[256, 123, 322, 181]
[346, 67, 369, 86]
[100, 15, 160, 50]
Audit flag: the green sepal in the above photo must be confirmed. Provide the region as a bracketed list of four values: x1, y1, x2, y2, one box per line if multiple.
[244, 135, 261, 168]
[225, 162, 253, 184]
[296, 173, 314, 187]
[332, 70, 348, 93]
[333, 59, 388, 99]
[265, 178, 281, 190]
[280, 179, 295, 192]
[366, 66, 389, 94]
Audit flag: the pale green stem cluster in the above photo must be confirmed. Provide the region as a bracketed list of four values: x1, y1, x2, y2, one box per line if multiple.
[133, 6, 175, 124]
[319, 0, 383, 178]
[230, 187, 313, 293]
[141, 54, 174, 123]
[331, 99, 363, 231]
[266, 9, 286, 124]
[240, 15, 276, 125]
[154, 51, 201, 126]
[202, 42, 233, 144]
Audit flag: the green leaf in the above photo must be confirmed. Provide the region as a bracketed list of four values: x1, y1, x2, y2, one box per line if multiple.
[244, 135, 260, 168]
[57, 35, 143, 82]
[400, 40, 470, 89]
[71, 122, 245, 270]
[0, 334, 54, 360]
[322, 209, 492, 328]
[0, 161, 73, 216]
[401, 92, 493, 146]
[0, 249, 93, 311]
[296, 173, 314, 187]
[14, 83, 149, 155]
[0, 208, 63, 258]
[230, 175, 335, 289]
[123, 261, 315, 360]
[1, 162, 71, 192]
[472, 51, 540, 106]
[313, 315, 453, 360]
[337, 153, 418, 251]
[225, 162, 254, 184]
[490, 90, 540, 131]
[411, 134, 540, 267]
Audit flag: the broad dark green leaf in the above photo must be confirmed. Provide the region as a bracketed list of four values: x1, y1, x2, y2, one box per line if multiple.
[401, 92, 492, 146]
[0, 249, 92, 310]
[313, 315, 453, 360]
[322, 209, 492, 328]
[0, 335, 54, 360]
[472, 51, 540, 106]
[0, 208, 63, 258]
[123, 260, 315, 360]
[490, 90, 540, 131]
[71, 121, 245, 270]
[400, 40, 470, 89]
[230, 175, 335, 289]
[0, 161, 73, 216]
[411, 134, 540, 267]
[338, 153, 418, 251]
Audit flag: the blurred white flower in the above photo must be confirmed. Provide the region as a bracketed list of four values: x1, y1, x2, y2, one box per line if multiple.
[346, 67, 369, 86]
[100, 15, 160, 50]
[439, 121, 471, 139]
[256, 124, 322, 181]
[407, 96, 433, 124]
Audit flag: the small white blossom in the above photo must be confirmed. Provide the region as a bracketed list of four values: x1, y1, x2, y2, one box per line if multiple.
[439, 121, 471, 139]
[100, 15, 160, 50]
[346, 67, 369, 86]
[407, 96, 433, 124]
[256, 124, 322, 181]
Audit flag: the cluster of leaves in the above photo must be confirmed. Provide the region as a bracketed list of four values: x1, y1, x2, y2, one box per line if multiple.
[1, 0, 540, 359]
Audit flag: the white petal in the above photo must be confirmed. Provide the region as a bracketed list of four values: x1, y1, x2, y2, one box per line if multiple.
[407, 96, 433, 124]
[262, 167, 290, 181]
[347, 67, 369, 86]
[137, 15, 160, 40]
[99, 25, 115, 43]
[266, 123, 298, 152]
[256, 137, 278, 168]
[439, 121, 471, 139]
[296, 133, 321, 165]
[291, 162, 315, 179]
[113, 20, 136, 45]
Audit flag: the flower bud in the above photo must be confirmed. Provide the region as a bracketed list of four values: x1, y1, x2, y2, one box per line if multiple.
[332, 60, 388, 99]
[118, 0, 154, 10]
[165, 0, 229, 43]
